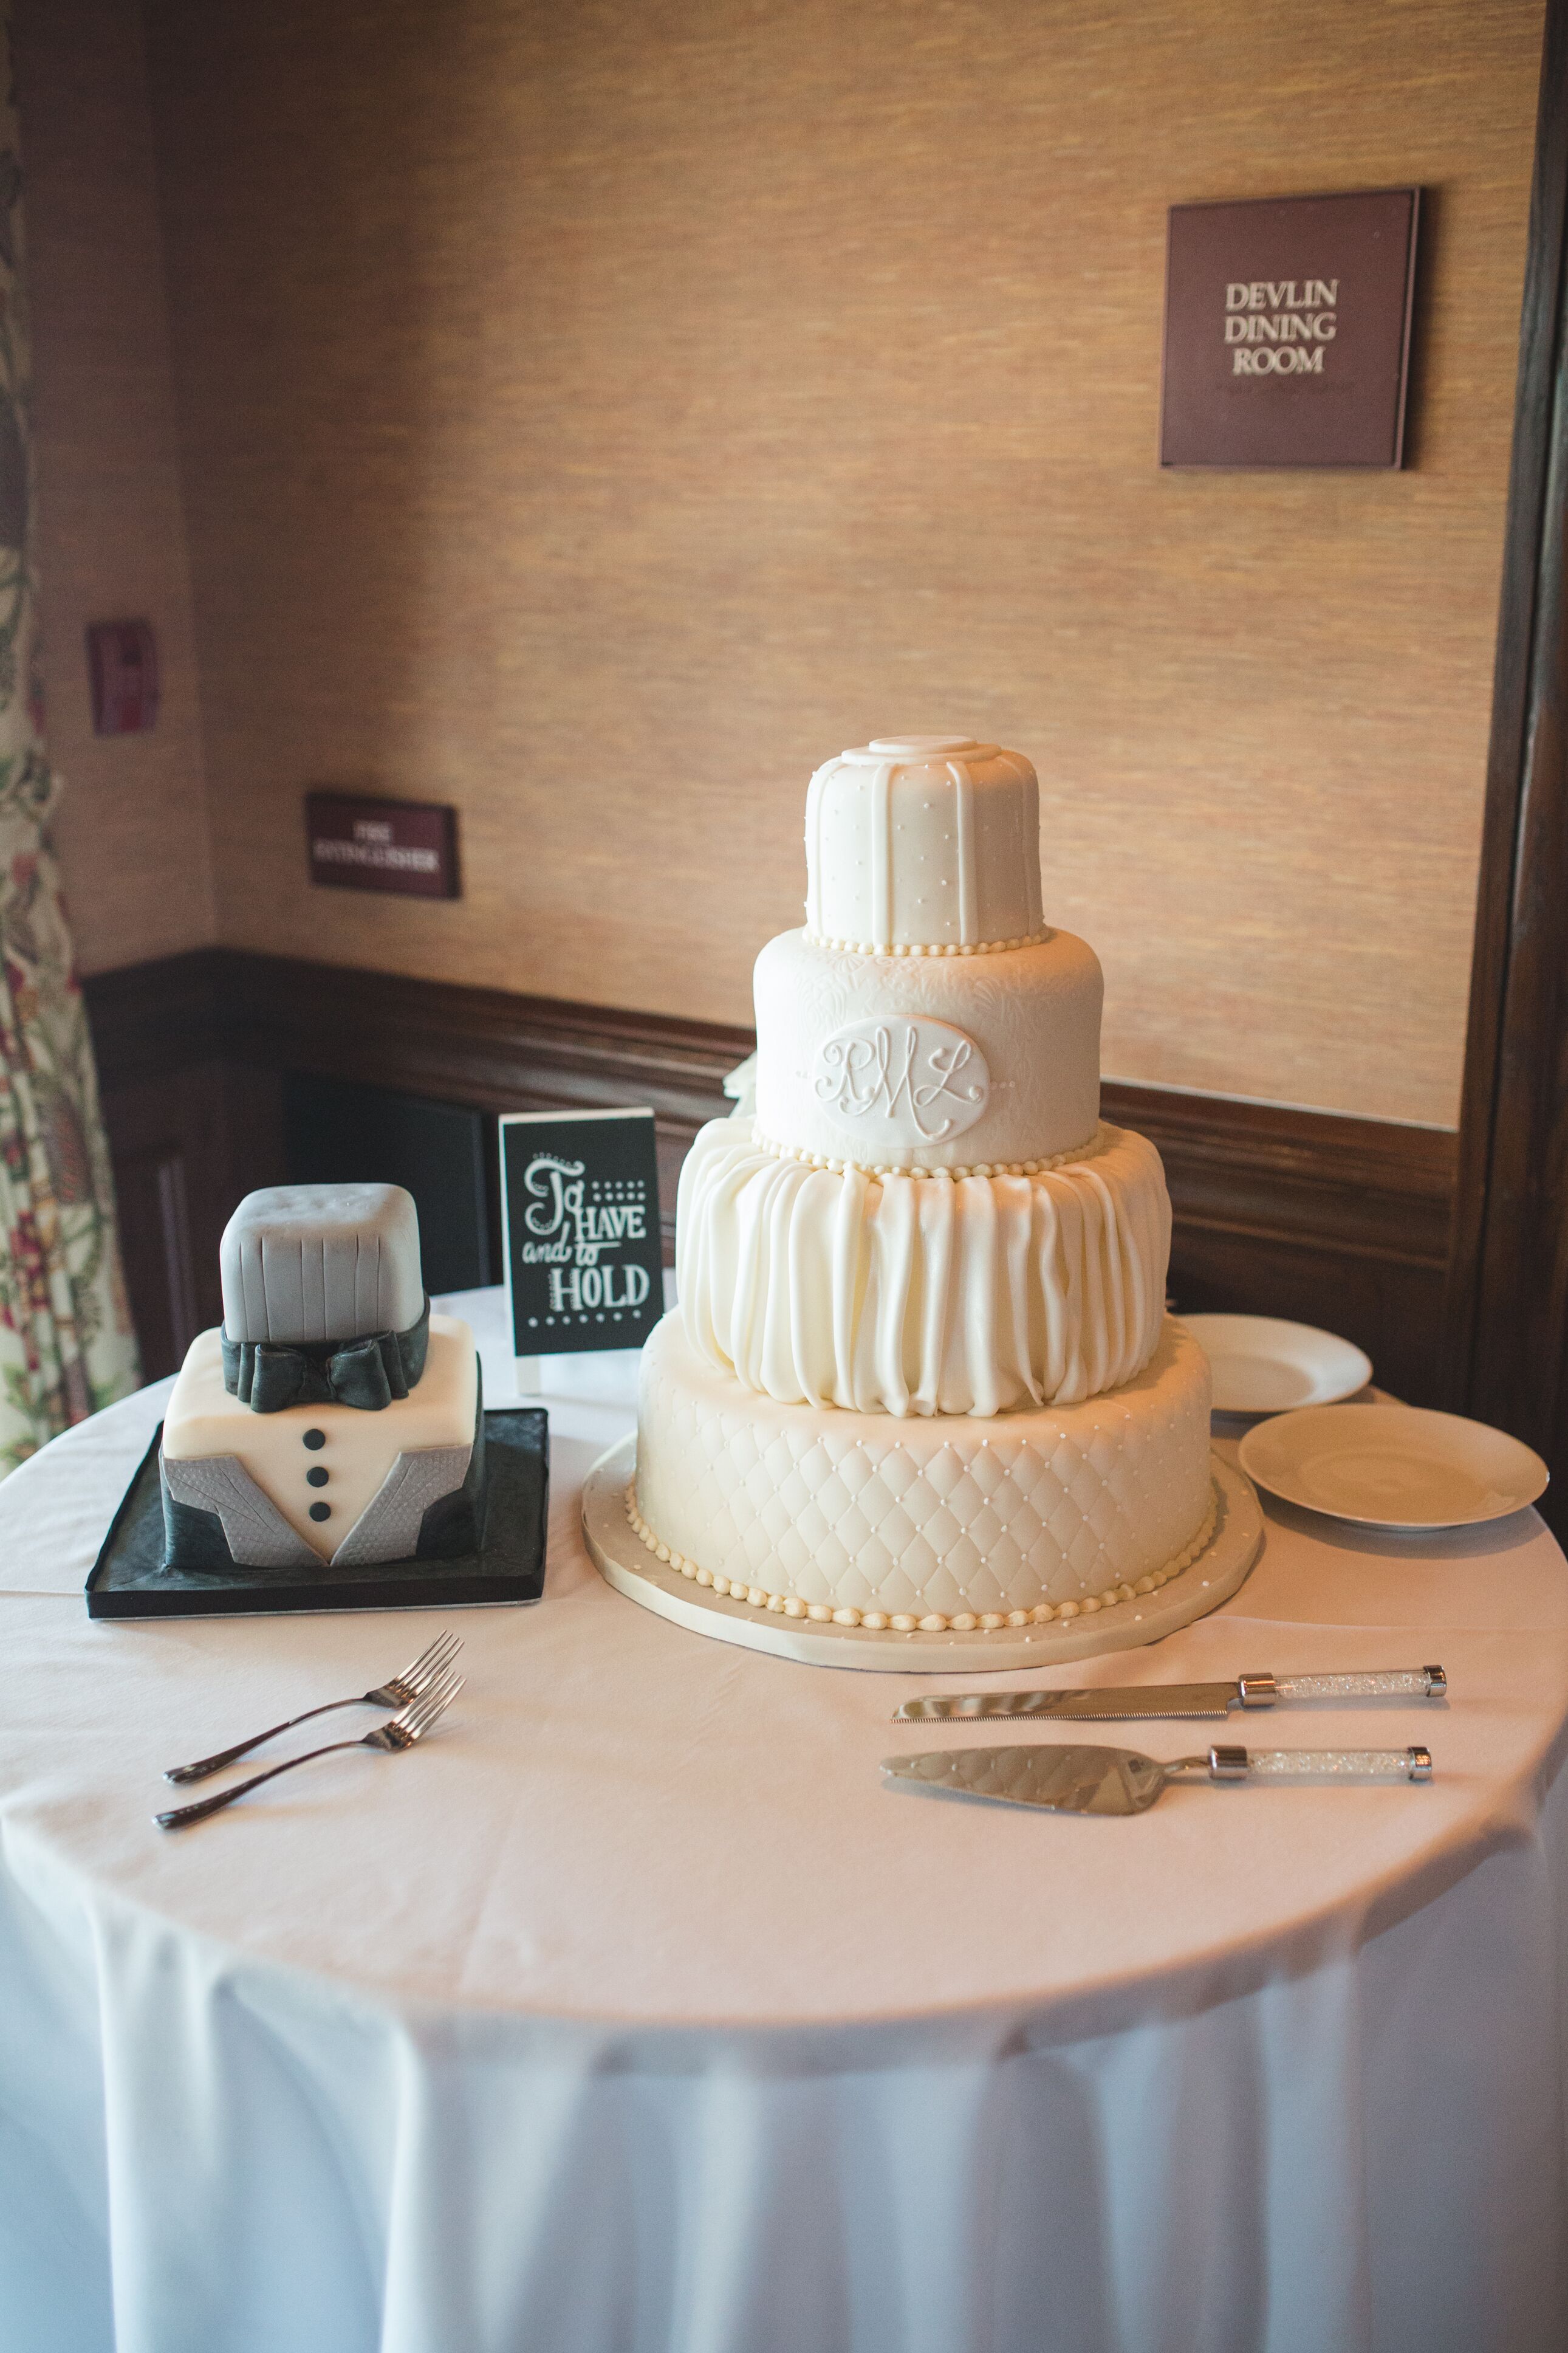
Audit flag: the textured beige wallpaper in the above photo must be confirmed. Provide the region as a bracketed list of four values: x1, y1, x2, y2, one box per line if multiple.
[18, 0, 214, 974]
[132, 0, 1541, 1121]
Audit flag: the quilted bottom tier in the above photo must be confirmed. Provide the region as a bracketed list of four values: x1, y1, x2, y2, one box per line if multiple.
[632, 1309, 1213, 1630]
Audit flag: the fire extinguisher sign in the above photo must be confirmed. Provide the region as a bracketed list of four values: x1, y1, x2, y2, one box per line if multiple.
[500, 1107, 665, 1370]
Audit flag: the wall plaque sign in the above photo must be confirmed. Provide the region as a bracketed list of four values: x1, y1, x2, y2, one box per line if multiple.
[1160, 188, 1420, 469]
[500, 1108, 665, 1379]
[306, 791, 460, 898]
[87, 619, 159, 735]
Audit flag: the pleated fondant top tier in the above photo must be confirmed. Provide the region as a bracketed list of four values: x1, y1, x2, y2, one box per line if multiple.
[804, 737, 1044, 952]
[221, 1184, 424, 1346]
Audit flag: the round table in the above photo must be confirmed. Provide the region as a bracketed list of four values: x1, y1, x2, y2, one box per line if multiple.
[2, 1289, 1567, 2353]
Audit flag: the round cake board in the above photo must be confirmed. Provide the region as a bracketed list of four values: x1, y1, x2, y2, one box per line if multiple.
[581, 1437, 1263, 1674]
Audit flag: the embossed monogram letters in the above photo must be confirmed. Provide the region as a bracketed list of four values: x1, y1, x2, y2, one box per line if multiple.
[813, 1018, 990, 1147]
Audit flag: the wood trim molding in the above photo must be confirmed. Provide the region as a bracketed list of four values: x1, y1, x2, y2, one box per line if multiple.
[216, 950, 754, 1134]
[1444, 0, 1568, 1530]
[85, 946, 1454, 1404]
[1102, 1083, 1453, 1408]
[80, 944, 225, 1084]
[1102, 1083, 1454, 1275]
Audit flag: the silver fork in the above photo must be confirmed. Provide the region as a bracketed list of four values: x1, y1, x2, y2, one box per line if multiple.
[163, 1629, 463, 1784]
[156, 1669, 464, 1829]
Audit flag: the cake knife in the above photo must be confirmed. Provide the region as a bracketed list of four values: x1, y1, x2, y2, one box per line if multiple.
[892, 1665, 1446, 1723]
[882, 1741, 1434, 1816]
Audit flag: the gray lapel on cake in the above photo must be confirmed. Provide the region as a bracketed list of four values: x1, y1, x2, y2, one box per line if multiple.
[160, 1455, 320, 1570]
[164, 1440, 474, 1570]
[329, 1443, 474, 1566]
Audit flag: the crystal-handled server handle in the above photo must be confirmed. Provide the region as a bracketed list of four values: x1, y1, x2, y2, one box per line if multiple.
[1268, 1667, 1446, 1702]
[1202, 1745, 1433, 1784]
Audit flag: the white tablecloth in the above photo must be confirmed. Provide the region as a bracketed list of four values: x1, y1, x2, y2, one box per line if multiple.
[2, 1290, 1567, 2352]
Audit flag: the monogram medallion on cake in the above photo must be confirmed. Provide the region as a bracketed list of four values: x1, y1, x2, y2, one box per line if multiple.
[813, 1015, 989, 1149]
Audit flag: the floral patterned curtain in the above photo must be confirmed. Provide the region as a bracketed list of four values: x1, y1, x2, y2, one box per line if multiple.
[0, 20, 139, 1469]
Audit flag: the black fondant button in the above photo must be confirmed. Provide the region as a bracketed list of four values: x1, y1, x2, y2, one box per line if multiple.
[306, 1466, 329, 1488]
[309, 1502, 331, 1522]
[303, 1428, 326, 1451]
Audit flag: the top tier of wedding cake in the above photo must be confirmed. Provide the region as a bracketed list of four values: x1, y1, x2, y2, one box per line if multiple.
[804, 735, 1044, 951]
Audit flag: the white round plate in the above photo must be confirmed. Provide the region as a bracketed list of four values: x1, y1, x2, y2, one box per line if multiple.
[1184, 1313, 1372, 1414]
[581, 1437, 1263, 1672]
[1238, 1402, 1549, 1531]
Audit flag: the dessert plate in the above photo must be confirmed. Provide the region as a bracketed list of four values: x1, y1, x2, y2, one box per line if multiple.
[1238, 1403, 1548, 1531]
[582, 1437, 1264, 1672]
[1185, 1314, 1372, 1415]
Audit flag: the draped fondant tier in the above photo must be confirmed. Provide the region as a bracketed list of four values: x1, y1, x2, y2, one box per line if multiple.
[677, 1116, 1170, 1418]
[633, 1309, 1213, 1623]
[753, 927, 1103, 1172]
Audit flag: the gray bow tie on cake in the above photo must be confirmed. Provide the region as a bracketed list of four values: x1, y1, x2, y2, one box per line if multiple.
[219, 1183, 430, 1414]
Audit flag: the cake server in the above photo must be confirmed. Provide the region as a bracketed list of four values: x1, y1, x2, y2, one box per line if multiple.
[882, 1741, 1434, 1816]
[892, 1665, 1446, 1724]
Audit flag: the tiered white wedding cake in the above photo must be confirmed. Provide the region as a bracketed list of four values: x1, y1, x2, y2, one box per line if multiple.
[626, 737, 1215, 1635]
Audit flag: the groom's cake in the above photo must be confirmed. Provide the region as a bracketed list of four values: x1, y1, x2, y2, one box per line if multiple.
[627, 736, 1214, 1633]
[159, 1183, 485, 1573]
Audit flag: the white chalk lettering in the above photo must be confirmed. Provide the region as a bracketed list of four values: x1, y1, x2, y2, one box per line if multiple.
[547, 1262, 652, 1314]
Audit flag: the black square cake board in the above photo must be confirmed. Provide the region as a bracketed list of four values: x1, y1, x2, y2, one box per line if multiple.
[86, 1407, 549, 1620]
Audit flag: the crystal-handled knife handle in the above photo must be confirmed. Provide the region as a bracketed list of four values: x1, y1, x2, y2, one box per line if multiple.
[1270, 1667, 1446, 1701]
[1208, 1745, 1433, 1783]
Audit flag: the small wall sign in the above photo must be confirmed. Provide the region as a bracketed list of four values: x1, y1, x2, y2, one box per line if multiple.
[500, 1109, 665, 1376]
[87, 620, 159, 735]
[306, 791, 460, 898]
[1160, 188, 1420, 469]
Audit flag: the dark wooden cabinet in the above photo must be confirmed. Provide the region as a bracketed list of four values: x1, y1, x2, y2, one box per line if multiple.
[282, 1071, 493, 1296]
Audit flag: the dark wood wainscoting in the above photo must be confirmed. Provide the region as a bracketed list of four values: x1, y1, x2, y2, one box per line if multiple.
[85, 947, 1455, 1401]
[1103, 1084, 1456, 1410]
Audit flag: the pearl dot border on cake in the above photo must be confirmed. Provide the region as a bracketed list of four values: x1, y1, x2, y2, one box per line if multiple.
[622, 1480, 1218, 1635]
[748, 1122, 1108, 1184]
[804, 930, 1050, 958]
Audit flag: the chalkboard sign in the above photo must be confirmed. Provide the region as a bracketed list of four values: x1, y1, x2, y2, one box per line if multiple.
[499, 1108, 664, 1366]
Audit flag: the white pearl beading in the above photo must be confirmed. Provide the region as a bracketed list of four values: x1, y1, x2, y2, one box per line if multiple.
[747, 1122, 1107, 1184]
[623, 1480, 1217, 1635]
[804, 930, 1050, 958]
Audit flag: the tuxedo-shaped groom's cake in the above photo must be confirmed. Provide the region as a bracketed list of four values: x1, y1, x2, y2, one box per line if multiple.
[160, 1184, 485, 1573]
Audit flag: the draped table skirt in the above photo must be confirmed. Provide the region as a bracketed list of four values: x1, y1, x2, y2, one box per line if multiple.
[2, 1288, 1566, 2353]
